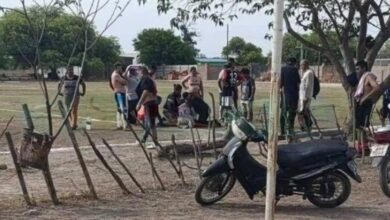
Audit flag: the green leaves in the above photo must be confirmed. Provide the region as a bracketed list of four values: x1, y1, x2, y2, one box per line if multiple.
[133, 28, 197, 66]
[222, 37, 266, 65]
[0, 5, 121, 73]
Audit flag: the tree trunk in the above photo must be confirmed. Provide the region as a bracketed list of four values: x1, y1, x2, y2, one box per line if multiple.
[157, 139, 227, 156]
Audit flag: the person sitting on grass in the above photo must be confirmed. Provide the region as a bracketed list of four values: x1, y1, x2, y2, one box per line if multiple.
[177, 92, 195, 129]
[163, 84, 183, 123]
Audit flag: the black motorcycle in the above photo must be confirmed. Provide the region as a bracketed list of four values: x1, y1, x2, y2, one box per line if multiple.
[195, 119, 361, 208]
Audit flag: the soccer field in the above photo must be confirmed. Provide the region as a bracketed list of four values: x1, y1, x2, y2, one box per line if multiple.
[0, 80, 360, 131]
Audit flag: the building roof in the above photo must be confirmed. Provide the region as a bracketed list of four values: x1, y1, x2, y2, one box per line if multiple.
[196, 58, 227, 64]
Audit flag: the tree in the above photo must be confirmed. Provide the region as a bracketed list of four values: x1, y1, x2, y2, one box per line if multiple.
[143, 0, 390, 130]
[133, 28, 196, 65]
[282, 32, 357, 64]
[378, 40, 390, 58]
[90, 36, 121, 74]
[0, 6, 121, 78]
[222, 37, 266, 65]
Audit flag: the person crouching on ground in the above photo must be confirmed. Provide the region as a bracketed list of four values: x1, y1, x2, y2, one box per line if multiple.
[163, 84, 183, 124]
[182, 66, 204, 99]
[298, 59, 314, 132]
[124, 65, 140, 125]
[58, 66, 86, 130]
[136, 67, 158, 146]
[177, 92, 195, 128]
[110, 63, 128, 130]
[240, 68, 256, 122]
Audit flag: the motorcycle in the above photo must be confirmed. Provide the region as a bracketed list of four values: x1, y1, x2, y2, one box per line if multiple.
[369, 125, 390, 197]
[195, 116, 361, 208]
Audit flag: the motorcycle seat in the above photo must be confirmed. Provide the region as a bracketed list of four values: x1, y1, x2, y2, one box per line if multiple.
[277, 139, 348, 168]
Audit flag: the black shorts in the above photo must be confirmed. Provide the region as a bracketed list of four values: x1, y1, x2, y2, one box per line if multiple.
[355, 100, 373, 128]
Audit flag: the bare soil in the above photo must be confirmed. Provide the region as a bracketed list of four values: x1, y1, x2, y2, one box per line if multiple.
[1, 126, 390, 220]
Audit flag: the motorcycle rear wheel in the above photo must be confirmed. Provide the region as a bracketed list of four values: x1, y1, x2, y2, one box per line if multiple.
[306, 171, 351, 208]
[195, 172, 236, 206]
[379, 156, 390, 198]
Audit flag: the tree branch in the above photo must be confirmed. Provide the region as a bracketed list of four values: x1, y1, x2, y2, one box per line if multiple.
[370, 0, 386, 30]
[321, 4, 342, 41]
[283, 14, 323, 52]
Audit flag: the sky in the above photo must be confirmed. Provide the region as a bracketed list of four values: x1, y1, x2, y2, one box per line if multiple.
[0, 0, 274, 57]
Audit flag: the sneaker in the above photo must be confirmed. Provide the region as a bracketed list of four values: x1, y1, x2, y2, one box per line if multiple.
[146, 143, 156, 149]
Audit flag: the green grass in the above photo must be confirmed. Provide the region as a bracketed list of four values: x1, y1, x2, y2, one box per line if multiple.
[0, 80, 379, 131]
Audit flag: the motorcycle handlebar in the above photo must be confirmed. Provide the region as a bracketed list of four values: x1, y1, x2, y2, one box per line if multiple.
[249, 134, 267, 143]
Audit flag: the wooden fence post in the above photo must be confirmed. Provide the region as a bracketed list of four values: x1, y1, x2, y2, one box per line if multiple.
[265, 0, 285, 219]
[5, 132, 32, 206]
[58, 100, 97, 199]
[83, 129, 132, 195]
[102, 139, 145, 193]
[22, 103, 59, 205]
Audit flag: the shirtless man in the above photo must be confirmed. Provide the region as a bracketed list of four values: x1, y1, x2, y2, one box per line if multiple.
[354, 60, 379, 154]
[111, 63, 128, 130]
[354, 60, 378, 128]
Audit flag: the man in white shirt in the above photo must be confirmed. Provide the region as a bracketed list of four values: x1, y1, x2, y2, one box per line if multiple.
[298, 59, 314, 131]
[124, 66, 140, 125]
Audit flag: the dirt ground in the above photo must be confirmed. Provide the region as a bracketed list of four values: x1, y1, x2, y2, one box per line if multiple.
[0, 81, 389, 219]
[1, 127, 390, 220]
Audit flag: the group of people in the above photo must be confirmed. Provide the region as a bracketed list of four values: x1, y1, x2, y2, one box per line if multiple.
[56, 57, 381, 151]
[108, 63, 211, 146]
[279, 58, 317, 142]
[218, 58, 256, 122]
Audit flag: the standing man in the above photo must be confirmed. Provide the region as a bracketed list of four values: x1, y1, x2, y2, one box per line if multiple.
[354, 60, 379, 154]
[218, 58, 241, 120]
[59, 66, 86, 130]
[298, 59, 314, 132]
[136, 67, 158, 146]
[124, 65, 140, 125]
[279, 57, 300, 141]
[240, 68, 256, 122]
[111, 63, 128, 130]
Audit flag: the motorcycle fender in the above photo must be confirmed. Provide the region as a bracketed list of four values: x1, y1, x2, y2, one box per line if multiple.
[202, 157, 230, 177]
[338, 162, 362, 183]
[371, 157, 384, 168]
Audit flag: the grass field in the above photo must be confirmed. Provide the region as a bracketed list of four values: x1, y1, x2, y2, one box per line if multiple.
[0, 80, 357, 131]
[2, 81, 390, 220]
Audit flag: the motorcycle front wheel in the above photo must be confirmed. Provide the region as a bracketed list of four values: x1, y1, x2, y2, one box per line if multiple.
[306, 171, 351, 208]
[195, 172, 236, 206]
[379, 156, 390, 197]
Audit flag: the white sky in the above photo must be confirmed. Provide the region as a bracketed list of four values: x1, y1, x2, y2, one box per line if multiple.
[0, 0, 274, 57]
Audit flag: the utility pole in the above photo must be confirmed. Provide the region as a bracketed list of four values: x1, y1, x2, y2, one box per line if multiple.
[265, 0, 285, 219]
[226, 24, 230, 59]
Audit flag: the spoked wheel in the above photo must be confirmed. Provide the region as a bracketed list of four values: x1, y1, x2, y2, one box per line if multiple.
[379, 156, 390, 197]
[195, 172, 236, 206]
[307, 171, 351, 208]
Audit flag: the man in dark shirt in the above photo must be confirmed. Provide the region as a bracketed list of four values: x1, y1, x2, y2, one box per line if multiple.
[136, 67, 158, 144]
[279, 57, 301, 141]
